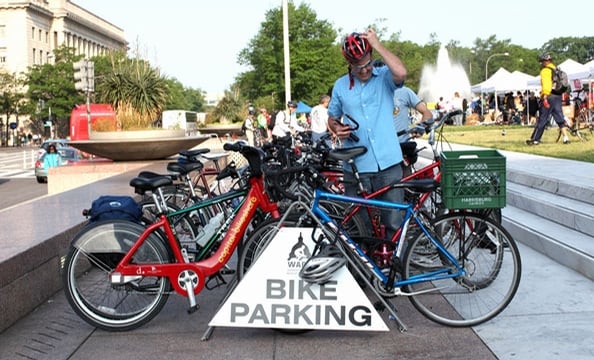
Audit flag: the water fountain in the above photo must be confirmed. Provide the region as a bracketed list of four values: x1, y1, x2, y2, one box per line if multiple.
[418, 45, 472, 105]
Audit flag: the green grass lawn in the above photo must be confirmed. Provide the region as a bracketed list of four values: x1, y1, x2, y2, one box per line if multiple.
[441, 124, 594, 163]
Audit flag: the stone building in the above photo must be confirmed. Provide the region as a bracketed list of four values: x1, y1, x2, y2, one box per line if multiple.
[0, 0, 126, 73]
[0, 0, 126, 144]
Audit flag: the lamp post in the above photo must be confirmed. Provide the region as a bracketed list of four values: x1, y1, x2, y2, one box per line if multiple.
[485, 52, 509, 81]
[484, 52, 509, 119]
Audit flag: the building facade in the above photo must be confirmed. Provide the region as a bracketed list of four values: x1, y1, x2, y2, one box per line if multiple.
[0, 0, 127, 74]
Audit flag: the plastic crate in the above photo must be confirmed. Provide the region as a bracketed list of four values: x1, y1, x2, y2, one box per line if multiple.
[440, 150, 506, 209]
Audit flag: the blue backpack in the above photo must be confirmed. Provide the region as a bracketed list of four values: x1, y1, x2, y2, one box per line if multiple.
[87, 195, 142, 223]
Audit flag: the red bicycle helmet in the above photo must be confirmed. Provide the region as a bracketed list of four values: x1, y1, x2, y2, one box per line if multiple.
[341, 32, 371, 62]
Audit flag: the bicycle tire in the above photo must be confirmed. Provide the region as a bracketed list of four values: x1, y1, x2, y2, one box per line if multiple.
[62, 220, 171, 331]
[402, 212, 521, 327]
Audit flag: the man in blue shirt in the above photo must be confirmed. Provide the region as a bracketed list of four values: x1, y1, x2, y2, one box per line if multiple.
[327, 28, 407, 239]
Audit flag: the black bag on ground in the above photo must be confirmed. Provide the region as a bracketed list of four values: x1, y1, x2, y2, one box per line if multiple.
[87, 195, 142, 223]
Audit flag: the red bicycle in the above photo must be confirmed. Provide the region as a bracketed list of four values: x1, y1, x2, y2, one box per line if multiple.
[62, 142, 284, 331]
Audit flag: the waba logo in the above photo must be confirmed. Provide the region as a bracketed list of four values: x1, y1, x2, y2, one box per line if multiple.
[286, 232, 310, 274]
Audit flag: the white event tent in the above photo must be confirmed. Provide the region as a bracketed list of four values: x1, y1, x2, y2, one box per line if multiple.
[471, 68, 539, 115]
[472, 67, 539, 93]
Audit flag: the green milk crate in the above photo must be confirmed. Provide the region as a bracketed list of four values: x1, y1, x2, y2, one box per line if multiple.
[440, 150, 506, 209]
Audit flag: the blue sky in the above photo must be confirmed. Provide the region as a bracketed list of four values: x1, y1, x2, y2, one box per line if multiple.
[74, 0, 592, 94]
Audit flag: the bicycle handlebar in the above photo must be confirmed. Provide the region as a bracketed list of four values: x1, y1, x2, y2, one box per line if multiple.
[342, 114, 360, 142]
[223, 141, 265, 177]
[262, 164, 321, 201]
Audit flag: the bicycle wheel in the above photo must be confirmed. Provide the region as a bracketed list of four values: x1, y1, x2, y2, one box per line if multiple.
[63, 220, 171, 331]
[402, 212, 521, 327]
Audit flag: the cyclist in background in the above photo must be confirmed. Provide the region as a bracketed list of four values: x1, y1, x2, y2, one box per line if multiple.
[310, 94, 331, 142]
[272, 101, 301, 139]
[526, 52, 571, 145]
[327, 28, 407, 239]
[256, 108, 269, 143]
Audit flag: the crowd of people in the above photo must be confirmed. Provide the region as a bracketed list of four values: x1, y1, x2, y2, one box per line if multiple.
[242, 36, 583, 155]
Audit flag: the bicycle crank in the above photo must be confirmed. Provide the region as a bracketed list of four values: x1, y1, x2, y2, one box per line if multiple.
[178, 270, 200, 313]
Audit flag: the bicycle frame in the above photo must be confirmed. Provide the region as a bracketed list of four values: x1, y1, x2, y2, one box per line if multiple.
[311, 188, 464, 289]
[341, 158, 441, 240]
[110, 175, 280, 303]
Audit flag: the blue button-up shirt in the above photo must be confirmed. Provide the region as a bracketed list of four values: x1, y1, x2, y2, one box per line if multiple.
[328, 66, 403, 173]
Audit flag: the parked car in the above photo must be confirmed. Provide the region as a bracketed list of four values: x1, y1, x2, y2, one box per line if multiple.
[36, 139, 69, 159]
[34, 146, 82, 183]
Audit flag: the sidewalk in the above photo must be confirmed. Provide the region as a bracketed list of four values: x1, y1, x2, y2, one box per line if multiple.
[1, 147, 594, 359]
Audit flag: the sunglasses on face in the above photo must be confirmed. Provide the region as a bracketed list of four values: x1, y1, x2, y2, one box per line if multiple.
[351, 58, 373, 71]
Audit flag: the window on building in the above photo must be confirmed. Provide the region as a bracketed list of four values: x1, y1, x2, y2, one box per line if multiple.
[32, 27, 35, 39]
[32, 48, 36, 64]
[45, 31, 48, 43]
[0, 25, 5, 50]
[38, 29, 41, 41]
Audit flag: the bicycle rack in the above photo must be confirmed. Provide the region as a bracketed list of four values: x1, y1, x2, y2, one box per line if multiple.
[201, 200, 408, 340]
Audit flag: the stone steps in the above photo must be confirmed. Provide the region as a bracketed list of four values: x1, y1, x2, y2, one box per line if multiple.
[416, 143, 594, 280]
[503, 175, 594, 280]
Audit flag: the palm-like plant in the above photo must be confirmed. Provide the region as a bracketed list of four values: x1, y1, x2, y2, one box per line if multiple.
[98, 56, 169, 130]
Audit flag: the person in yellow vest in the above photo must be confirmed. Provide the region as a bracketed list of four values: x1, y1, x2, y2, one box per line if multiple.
[526, 53, 570, 145]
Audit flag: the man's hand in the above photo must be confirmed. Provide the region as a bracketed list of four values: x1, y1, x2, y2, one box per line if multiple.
[329, 118, 352, 140]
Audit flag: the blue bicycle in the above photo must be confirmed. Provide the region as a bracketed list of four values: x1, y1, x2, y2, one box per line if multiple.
[239, 168, 522, 330]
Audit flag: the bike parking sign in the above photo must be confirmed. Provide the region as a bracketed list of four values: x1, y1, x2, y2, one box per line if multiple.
[209, 227, 388, 331]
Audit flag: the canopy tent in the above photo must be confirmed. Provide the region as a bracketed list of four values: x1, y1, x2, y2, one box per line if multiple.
[471, 67, 539, 93]
[471, 67, 510, 93]
[296, 101, 311, 113]
[471, 68, 540, 118]
[511, 70, 540, 89]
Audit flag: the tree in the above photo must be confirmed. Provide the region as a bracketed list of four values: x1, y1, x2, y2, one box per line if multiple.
[210, 86, 243, 125]
[235, 1, 342, 110]
[163, 77, 205, 112]
[0, 72, 25, 145]
[97, 55, 169, 129]
[25, 46, 84, 139]
[542, 37, 594, 64]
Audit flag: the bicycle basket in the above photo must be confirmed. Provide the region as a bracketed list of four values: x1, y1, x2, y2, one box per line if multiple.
[440, 150, 506, 209]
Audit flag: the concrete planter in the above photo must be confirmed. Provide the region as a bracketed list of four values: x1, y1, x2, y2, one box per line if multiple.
[69, 129, 210, 161]
[89, 129, 186, 140]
